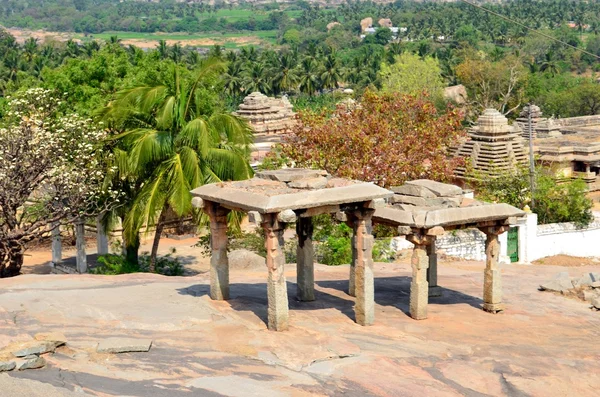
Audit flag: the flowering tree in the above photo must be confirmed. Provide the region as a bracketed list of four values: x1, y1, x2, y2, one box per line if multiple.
[272, 91, 466, 187]
[0, 89, 120, 277]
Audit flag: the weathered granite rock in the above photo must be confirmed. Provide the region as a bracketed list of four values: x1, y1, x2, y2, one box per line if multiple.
[256, 169, 323, 182]
[0, 361, 16, 372]
[573, 272, 600, 288]
[34, 332, 67, 348]
[406, 180, 462, 197]
[390, 184, 436, 198]
[591, 281, 600, 289]
[592, 296, 600, 310]
[96, 338, 152, 354]
[583, 290, 599, 302]
[392, 195, 428, 206]
[288, 177, 328, 190]
[17, 355, 46, 370]
[11, 341, 57, 357]
[540, 272, 573, 293]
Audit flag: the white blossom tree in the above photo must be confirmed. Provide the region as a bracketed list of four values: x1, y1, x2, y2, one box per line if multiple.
[0, 88, 121, 277]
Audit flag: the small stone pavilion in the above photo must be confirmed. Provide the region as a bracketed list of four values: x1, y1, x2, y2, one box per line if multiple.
[234, 92, 296, 135]
[374, 179, 525, 320]
[190, 169, 392, 331]
[191, 169, 524, 331]
[454, 109, 528, 179]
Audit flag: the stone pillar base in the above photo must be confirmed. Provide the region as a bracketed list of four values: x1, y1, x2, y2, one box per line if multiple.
[483, 303, 504, 313]
[428, 286, 442, 298]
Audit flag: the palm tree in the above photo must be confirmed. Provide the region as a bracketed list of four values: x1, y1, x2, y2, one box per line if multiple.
[102, 60, 253, 271]
[320, 53, 342, 91]
[171, 43, 184, 63]
[157, 40, 169, 60]
[243, 62, 270, 94]
[22, 37, 38, 64]
[540, 51, 560, 76]
[271, 53, 299, 95]
[223, 61, 244, 98]
[298, 58, 320, 96]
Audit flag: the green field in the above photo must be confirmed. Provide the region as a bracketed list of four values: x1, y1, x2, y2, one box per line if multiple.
[78, 30, 279, 49]
[205, 8, 303, 22]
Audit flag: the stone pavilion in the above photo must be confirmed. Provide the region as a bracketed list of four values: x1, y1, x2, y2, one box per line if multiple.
[373, 179, 525, 320]
[190, 169, 392, 331]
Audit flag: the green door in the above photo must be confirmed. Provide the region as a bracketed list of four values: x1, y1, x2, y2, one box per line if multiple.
[507, 227, 519, 263]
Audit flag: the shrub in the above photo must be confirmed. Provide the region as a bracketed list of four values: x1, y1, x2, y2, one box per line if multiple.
[92, 248, 184, 276]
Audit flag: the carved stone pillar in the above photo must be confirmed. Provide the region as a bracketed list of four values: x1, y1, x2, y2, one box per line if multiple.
[75, 219, 87, 274]
[206, 202, 230, 301]
[427, 240, 442, 297]
[296, 217, 315, 302]
[406, 232, 434, 320]
[480, 226, 508, 313]
[51, 223, 62, 266]
[350, 209, 375, 326]
[262, 214, 289, 331]
[345, 212, 358, 297]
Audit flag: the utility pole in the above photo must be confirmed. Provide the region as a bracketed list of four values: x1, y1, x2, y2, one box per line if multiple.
[527, 103, 535, 208]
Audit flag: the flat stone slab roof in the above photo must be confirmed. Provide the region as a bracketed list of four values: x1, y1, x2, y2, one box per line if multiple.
[191, 169, 393, 213]
[374, 203, 525, 229]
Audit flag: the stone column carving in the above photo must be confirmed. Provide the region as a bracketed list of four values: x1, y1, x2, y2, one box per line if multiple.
[96, 215, 109, 256]
[262, 214, 289, 331]
[206, 202, 230, 301]
[480, 226, 508, 313]
[350, 209, 375, 326]
[427, 240, 441, 297]
[406, 232, 434, 320]
[75, 218, 87, 274]
[296, 216, 315, 302]
[51, 223, 62, 266]
[345, 212, 358, 297]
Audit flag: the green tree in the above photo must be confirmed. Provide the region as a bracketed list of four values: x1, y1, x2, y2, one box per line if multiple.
[379, 53, 445, 104]
[103, 60, 254, 271]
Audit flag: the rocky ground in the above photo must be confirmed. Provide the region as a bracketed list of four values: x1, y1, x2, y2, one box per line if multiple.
[1, 239, 600, 396]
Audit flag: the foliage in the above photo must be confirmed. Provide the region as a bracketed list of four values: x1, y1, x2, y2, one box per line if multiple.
[272, 90, 465, 187]
[103, 60, 254, 271]
[534, 174, 593, 227]
[471, 166, 593, 227]
[456, 55, 527, 117]
[0, 89, 120, 277]
[92, 248, 184, 276]
[379, 53, 445, 104]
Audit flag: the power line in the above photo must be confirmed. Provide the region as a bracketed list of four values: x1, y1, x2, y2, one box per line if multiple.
[458, 0, 600, 60]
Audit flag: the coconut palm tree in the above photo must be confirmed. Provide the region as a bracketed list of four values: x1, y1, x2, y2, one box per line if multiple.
[271, 53, 299, 95]
[320, 53, 342, 91]
[298, 57, 320, 96]
[102, 59, 253, 271]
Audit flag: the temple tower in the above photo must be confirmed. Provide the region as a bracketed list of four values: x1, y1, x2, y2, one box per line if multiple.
[454, 109, 528, 179]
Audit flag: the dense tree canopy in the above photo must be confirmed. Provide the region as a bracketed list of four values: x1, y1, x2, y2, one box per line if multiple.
[273, 91, 466, 188]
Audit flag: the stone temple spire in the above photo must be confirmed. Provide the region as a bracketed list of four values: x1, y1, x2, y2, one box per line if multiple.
[454, 109, 528, 179]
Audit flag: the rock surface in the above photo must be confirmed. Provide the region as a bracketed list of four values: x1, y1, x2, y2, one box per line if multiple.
[10, 341, 56, 357]
[0, 373, 90, 396]
[0, 361, 16, 372]
[17, 355, 46, 370]
[96, 338, 152, 354]
[2, 251, 600, 396]
[539, 272, 574, 293]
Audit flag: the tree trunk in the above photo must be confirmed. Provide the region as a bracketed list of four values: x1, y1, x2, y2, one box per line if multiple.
[149, 209, 168, 273]
[124, 232, 140, 266]
[0, 241, 24, 278]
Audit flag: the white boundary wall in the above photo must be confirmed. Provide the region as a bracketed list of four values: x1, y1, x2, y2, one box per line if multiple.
[518, 213, 600, 263]
[390, 213, 600, 264]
